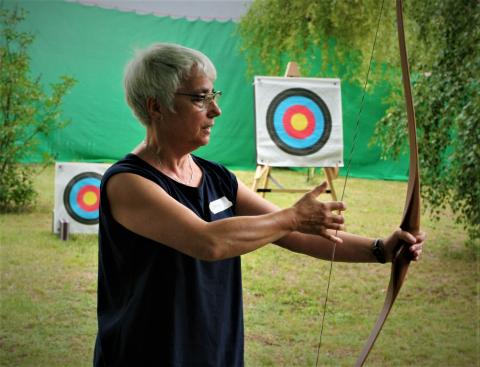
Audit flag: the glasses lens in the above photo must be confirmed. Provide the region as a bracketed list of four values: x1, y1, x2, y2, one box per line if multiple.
[203, 92, 221, 109]
[212, 92, 221, 104]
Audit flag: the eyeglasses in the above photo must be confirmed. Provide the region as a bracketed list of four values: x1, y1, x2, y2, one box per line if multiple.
[175, 90, 222, 111]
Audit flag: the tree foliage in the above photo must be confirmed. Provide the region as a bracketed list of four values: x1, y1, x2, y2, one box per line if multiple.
[374, 0, 480, 243]
[238, 0, 399, 82]
[0, 6, 76, 211]
[239, 0, 479, 243]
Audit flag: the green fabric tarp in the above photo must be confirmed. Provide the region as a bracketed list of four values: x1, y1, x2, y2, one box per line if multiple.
[6, 0, 409, 180]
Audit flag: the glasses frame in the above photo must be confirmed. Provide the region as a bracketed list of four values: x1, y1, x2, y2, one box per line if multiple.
[175, 90, 222, 111]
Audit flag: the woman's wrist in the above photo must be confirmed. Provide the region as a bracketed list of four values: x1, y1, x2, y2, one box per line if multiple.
[371, 238, 387, 263]
[275, 207, 298, 232]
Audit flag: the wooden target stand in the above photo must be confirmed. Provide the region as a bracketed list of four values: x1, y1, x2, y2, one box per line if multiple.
[251, 62, 339, 200]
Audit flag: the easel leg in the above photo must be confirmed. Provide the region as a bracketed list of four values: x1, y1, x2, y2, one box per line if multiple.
[307, 167, 315, 182]
[251, 165, 271, 197]
[324, 167, 339, 201]
[260, 165, 271, 198]
[251, 165, 264, 192]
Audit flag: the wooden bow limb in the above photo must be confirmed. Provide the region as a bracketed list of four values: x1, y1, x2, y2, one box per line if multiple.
[354, 0, 421, 365]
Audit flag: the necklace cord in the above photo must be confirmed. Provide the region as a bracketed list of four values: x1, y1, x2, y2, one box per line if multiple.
[314, 1, 385, 365]
[145, 142, 194, 185]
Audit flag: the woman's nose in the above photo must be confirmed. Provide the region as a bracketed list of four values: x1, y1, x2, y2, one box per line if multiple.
[207, 100, 221, 117]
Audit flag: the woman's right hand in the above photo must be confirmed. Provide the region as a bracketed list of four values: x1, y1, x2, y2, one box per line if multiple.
[291, 181, 346, 243]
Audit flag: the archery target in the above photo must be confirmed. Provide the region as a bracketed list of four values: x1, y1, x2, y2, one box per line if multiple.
[266, 88, 332, 155]
[255, 76, 343, 167]
[63, 172, 102, 224]
[53, 162, 110, 234]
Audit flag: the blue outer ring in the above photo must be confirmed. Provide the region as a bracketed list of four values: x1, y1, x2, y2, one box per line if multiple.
[68, 178, 100, 220]
[273, 96, 325, 149]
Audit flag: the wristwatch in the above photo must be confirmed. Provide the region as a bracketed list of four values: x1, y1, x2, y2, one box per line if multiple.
[372, 239, 386, 263]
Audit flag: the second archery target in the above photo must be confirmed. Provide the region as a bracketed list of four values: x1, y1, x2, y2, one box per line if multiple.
[255, 77, 343, 167]
[63, 172, 102, 225]
[53, 162, 110, 234]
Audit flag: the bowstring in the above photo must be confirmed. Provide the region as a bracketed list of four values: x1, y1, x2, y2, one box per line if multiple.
[314, 0, 385, 365]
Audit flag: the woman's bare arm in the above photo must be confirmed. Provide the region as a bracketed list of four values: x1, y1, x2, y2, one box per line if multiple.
[106, 173, 344, 261]
[235, 180, 424, 262]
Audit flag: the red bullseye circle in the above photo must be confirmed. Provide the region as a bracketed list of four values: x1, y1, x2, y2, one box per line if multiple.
[77, 185, 100, 212]
[282, 105, 316, 139]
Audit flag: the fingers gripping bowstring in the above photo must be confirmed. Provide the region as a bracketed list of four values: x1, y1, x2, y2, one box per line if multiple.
[314, 1, 385, 365]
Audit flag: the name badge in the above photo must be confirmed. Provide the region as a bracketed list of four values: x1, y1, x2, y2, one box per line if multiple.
[209, 196, 233, 214]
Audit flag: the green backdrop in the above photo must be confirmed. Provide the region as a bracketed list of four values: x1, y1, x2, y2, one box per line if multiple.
[9, 0, 409, 180]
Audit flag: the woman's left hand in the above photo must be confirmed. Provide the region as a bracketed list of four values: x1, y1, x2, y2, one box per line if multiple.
[383, 229, 426, 262]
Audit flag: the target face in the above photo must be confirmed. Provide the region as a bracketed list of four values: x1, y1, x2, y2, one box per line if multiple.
[266, 88, 332, 156]
[63, 172, 102, 225]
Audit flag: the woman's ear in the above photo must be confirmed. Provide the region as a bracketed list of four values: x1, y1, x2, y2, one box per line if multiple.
[146, 97, 163, 118]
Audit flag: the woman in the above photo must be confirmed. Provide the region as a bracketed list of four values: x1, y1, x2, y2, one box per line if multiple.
[94, 43, 424, 366]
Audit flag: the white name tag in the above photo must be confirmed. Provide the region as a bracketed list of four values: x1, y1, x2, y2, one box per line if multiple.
[209, 196, 233, 214]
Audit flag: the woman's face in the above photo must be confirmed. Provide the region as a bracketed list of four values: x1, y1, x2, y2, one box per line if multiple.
[160, 67, 221, 151]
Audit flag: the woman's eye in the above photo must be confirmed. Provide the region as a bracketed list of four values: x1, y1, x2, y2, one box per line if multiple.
[192, 95, 205, 102]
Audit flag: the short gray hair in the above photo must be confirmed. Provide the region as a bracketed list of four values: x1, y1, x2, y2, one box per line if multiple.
[124, 43, 217, 126]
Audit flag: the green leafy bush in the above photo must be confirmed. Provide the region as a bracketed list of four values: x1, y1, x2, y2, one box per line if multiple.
[0, 6, 76, 211]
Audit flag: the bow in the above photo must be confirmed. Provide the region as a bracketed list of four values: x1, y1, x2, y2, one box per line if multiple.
[353, 0, 421, 365]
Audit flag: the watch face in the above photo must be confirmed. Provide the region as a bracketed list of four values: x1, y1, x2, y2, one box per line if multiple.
[372, 240, 386, 263]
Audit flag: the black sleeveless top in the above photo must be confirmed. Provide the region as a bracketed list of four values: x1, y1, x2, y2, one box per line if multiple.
[94, 154, 243, 367]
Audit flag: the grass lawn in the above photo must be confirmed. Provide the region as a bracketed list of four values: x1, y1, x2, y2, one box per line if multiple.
[0, 165, 478, 366]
